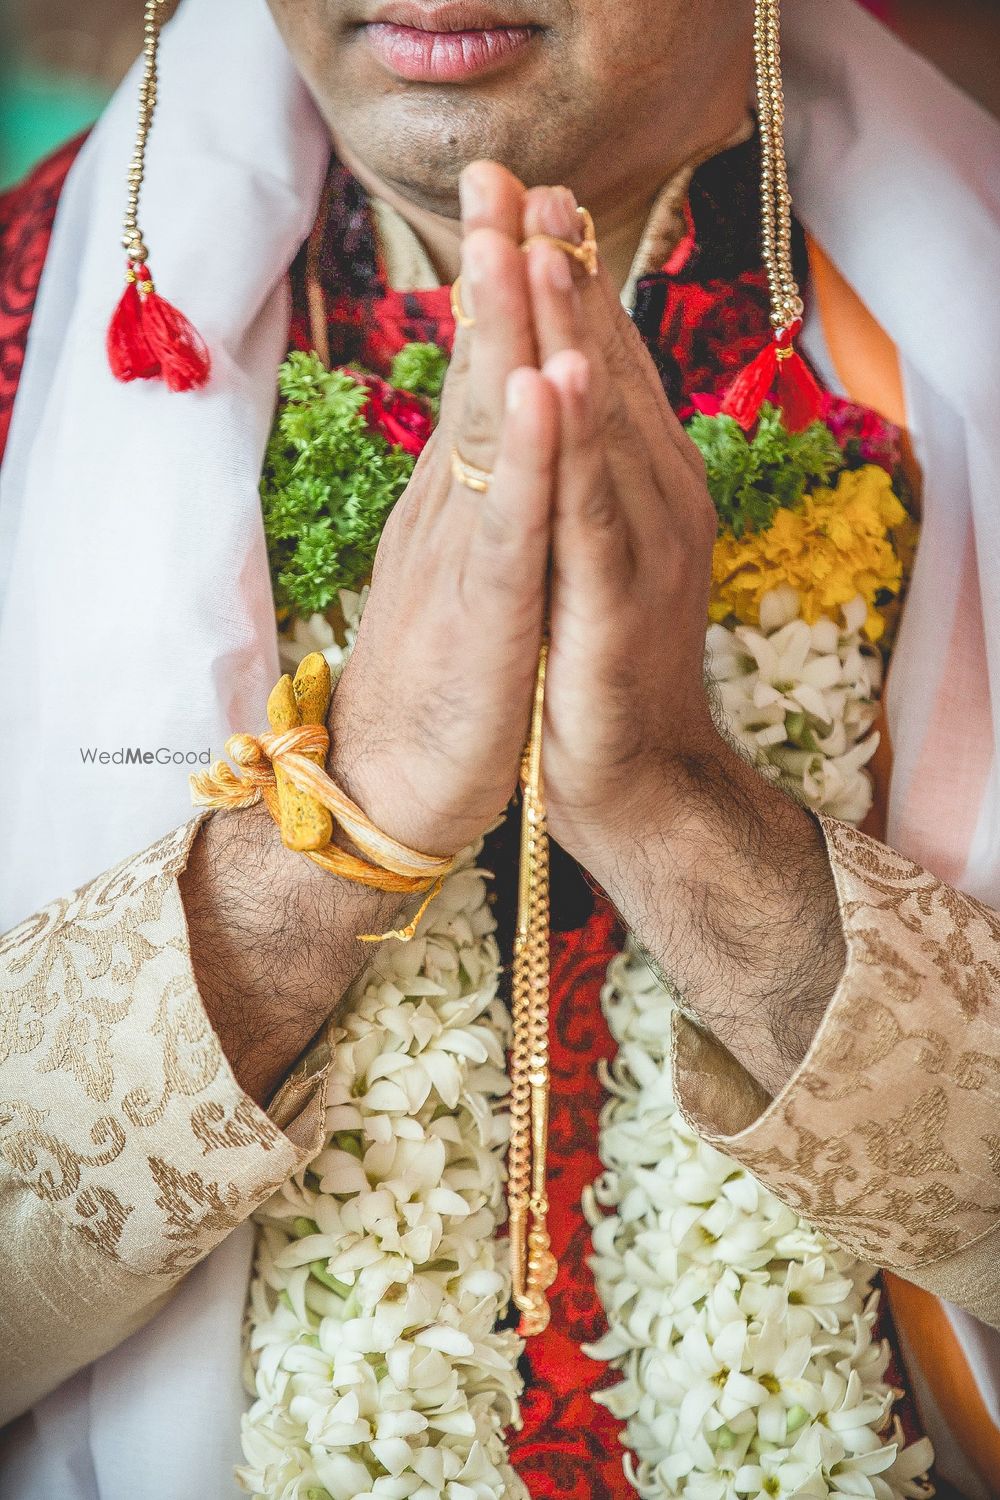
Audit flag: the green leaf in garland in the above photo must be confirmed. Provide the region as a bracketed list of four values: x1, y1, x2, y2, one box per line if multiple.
[687, 402, 841, 538]
[390, 341, 449, 407]
[261, 351, 416, 617]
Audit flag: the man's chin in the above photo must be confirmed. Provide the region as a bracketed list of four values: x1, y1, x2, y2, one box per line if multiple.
[333, 91, 545, 209]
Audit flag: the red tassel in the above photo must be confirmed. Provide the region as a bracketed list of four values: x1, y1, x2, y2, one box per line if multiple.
[140, 285, 211, 392]
[719, 341, 778, 430]
[719, 319, 823, 433]
[773, 346, 824, 432]
[106, 262, 211, 392]
[106, 279, 160, 382]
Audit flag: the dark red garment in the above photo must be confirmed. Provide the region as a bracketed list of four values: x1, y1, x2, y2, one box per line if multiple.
[0, 134, 930, 1497]
[508, 906, 629, 1495]
[0, 136, 85, 463]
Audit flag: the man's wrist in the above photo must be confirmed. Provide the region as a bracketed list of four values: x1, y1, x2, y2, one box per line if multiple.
[179, 804, 405, 1103]
[566, 730, 847, 1096]
[557, 728, 737, 890]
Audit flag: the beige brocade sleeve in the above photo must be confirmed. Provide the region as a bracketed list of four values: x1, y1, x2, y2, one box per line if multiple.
[0, 818, 330, 1425]
[672, 815, 1000, 1330]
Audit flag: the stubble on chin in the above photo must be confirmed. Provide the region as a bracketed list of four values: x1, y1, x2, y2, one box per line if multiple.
[320, 61, 590, 210]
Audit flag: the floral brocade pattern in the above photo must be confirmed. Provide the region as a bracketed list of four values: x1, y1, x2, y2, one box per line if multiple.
[678, 816, 1000, 1273]
[0, 819, 309, 1277]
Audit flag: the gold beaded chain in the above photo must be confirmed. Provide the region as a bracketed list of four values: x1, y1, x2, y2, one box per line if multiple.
[754, 0, 804, 335]
[508, 643, 558, 1336]
[504, 207, 599, 1339]
[122, 0, 168, 266]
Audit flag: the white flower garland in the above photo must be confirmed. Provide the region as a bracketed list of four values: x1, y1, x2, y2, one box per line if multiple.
[239, 841, 528, 1500]
[243, 586, 933, 1500]
[276, 590, 368, 678]
[706, 586, 882, 824]
[583, 937, 933, 1500]
[582, 586, 933, 1498]
[243, 595, 526, 1500]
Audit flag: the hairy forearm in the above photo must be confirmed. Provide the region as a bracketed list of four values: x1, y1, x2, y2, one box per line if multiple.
[586, 738, 846, 1097]
[178, 806, 403, 1105]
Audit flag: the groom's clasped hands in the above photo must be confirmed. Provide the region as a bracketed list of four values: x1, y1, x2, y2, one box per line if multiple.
[329, 158, 722, 882]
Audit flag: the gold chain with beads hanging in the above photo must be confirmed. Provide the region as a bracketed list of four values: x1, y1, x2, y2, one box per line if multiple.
[507, 643, 558, 1336]
[504, 205, 599, 1338]
[754, 0, 804, 335]
[122, 0, 168, 265]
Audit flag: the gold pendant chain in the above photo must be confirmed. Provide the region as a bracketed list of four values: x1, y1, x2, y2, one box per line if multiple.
[508, 643, 558, 1336]
[754, 0, 803, 333]
[123, 0, 168, 265]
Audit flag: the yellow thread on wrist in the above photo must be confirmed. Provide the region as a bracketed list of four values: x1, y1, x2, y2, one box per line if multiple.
[191, 653, 453, 941]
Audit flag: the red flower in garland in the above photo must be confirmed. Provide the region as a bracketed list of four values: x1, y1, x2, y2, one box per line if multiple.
[823, 393, 904, 476]
[349, 370, 434, 456]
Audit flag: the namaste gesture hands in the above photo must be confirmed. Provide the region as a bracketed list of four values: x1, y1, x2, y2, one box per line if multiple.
[329, 160, 844, 1096]
[331, 161, 719, 868]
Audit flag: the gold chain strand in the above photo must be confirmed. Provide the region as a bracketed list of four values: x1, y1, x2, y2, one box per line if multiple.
[508, 643, 558, 1336]
[123, 0, 168, 263]
[754, 0, 803, 333]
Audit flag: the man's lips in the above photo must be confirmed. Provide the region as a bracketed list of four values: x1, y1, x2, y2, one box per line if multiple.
[362, 4, 540, 82]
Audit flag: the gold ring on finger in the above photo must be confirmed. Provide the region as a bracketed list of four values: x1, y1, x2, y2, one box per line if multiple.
[520, 205, 599, 279]
[450, 275, 476, 329]
[451, 446, 493, 494]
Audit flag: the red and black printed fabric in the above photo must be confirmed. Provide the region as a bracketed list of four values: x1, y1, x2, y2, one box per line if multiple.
[287, 136, 792, 418]
[0, 135, 930, 1496]
[0, 136, 85, 463]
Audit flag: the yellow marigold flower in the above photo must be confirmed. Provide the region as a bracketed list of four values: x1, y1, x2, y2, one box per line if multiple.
[710, 465, 908, 641]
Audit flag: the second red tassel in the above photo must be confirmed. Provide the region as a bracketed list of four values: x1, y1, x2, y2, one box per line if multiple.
[106, 262, 211, 392]
[720, 320, 823, 433]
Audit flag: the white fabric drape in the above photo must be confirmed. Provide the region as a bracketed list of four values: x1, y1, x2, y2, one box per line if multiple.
[0, 0, 997, 1494]
[0, 0, 328, 927]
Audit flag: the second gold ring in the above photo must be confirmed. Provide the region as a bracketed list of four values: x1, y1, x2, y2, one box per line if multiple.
[451, 447, 493, 494]
[450, 276, 475, 329]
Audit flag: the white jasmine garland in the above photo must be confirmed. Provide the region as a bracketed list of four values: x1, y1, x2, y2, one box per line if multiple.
[582, 943, 933, 1498]
[239, 772, 527, 1497]
[277, 588, 369, 677]
[706, 586, 882, 824]
[582, 577, 934, 1500]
